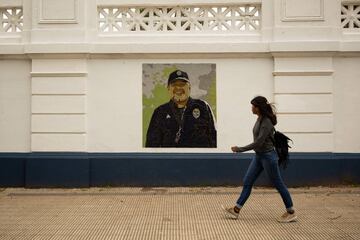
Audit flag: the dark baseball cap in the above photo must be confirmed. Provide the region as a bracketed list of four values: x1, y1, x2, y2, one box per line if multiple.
[167, 70, 190, 85]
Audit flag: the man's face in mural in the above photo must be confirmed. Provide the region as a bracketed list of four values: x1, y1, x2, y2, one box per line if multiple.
[168, 80, 191, 104]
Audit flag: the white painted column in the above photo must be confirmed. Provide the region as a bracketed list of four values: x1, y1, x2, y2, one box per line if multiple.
[270, 0, 338, 152]
[273, 57, 334, 152]
[27, 0, 88, 151]
[30, 58, 87, 151]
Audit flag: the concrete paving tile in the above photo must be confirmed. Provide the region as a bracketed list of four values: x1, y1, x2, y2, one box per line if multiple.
[0, 235, 16, 240]
[30, 234, 56, 240]
[0, 187, 359, 240]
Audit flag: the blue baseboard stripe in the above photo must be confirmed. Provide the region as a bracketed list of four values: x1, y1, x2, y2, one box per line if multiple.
[0, 152, 359, 187]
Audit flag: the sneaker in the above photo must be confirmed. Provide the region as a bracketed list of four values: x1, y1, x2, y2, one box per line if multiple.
[277, 212, 297, 223]
[221, 205, 239, 219]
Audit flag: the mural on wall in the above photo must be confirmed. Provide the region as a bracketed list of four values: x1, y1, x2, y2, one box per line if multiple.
[143, 64, 217, 148]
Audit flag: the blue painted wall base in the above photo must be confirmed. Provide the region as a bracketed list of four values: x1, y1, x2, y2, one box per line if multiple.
[0, 152, 359, 187]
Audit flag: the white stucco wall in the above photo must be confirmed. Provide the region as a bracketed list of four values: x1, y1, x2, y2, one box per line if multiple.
[2, 57, 360, 153]
[0, 60, 31, 152]
[87, 58, 273, 152]
[1, 0, 360, 153]
[333, 57, 360, 153]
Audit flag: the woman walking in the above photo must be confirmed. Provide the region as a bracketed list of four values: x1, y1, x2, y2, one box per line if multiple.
[223, 96, 297, 223]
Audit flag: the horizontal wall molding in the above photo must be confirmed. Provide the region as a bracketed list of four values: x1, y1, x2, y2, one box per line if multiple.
[31, 94, 86, 96]
[277, 112, 333, 115]
[274, 92, 332, 95]
[31, 113, 85, 115]
[282, 131, 332, 134]
[272, 71, 333, 76]
[31, 72, 87, 77]
[31, 132, 86, 134]
[0, 152, 359, 187]
[0, 45, 359, 56]
[96, 0, 263, 6]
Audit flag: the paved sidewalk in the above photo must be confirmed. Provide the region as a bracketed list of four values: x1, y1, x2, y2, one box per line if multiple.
[0, 187, 359, 240]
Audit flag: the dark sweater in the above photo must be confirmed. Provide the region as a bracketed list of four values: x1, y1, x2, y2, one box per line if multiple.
[237, 117, 274, 153]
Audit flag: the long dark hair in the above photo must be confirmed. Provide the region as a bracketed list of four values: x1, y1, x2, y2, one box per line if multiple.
[251, 96, 277, 125]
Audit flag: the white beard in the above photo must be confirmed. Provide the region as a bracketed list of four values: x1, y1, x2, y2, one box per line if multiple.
[173, 94, 186, 102]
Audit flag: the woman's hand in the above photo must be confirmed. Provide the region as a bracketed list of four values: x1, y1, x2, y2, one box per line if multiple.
[231, 146, 240, 152]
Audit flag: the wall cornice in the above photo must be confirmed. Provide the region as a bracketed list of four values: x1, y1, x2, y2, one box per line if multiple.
[1, 41, 360, 58]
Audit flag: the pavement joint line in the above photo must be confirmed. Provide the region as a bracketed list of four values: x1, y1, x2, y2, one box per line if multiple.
[6, 190, 360, 197]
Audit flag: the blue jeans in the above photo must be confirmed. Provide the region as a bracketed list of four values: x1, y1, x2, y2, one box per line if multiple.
[236, 149, 294, 209]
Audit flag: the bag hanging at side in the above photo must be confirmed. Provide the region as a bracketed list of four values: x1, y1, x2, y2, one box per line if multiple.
[272, 130, 293, 169]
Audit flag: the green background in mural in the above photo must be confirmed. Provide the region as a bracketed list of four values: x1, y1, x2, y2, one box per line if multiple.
[142, 64, 216, 147]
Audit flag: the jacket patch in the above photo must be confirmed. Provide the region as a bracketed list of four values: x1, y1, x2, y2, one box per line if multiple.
[192, 108, 200, 119]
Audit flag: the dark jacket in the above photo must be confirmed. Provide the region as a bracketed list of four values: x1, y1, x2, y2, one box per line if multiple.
[146, 98, 217, 148]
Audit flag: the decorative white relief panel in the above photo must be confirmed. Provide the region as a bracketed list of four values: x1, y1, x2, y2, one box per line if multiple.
[98, 5, 261, 33]
[0, 8, 23, 32]
[281, 0, 324, 22]
[39, 0, 78, 24]
[341, 3, 360, 29]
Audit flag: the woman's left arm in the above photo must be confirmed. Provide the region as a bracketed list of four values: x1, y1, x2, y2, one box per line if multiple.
[232, 119, 273, 152]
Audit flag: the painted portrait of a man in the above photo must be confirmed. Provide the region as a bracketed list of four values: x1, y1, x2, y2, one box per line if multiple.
[143, 64, 217, 148]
